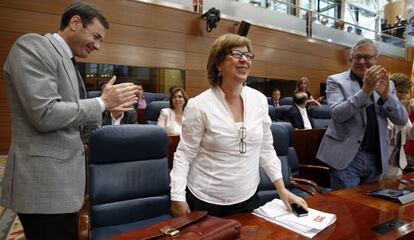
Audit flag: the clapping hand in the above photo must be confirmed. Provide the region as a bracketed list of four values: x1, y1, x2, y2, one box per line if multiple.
[100, 76, 139, 111]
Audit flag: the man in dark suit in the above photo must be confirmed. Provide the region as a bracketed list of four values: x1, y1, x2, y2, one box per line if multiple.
[102, 109, 138, 125]
[1, 3, 138, 239]
[268, 88, 281, 108]
[287, 92, 314, 129]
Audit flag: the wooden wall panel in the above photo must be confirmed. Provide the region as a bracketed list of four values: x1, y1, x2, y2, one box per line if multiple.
[0, 0, 412, 154]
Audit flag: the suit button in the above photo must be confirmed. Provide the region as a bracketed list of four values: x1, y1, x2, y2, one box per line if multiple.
[357, 140, 361, 144]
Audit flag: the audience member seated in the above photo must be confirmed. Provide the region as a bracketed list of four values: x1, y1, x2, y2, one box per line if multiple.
[102, 109, 137, 125]
[134, 83, 147, 109]
[268, 88, 281, 108]
[385, 73, 414, 178]
[287, 92, 314, 129]
[157, 87, 188, 136]
[308, 105, 331, 129]
[294, 77, 321, 107]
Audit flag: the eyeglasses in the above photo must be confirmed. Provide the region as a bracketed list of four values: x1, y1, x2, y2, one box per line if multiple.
[239, 126, 247, 154]
[228, 50, 255, 61]
[352, 54, 376, 61]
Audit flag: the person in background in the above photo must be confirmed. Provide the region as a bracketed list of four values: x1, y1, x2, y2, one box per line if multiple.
[268, 88, 281, 108]
[405, 99, 414, 168]
[157, 88, 188, 136]
[294, 77, 321, 106]
[287, 92, 314, 129]
[170, 33, 307, 218]
[317, 38, 407, 190]
[135, 83, 147, 109]
[1, 3, 138, 239]
[385, 73, 414, 178]
[100, 82, 138, 125]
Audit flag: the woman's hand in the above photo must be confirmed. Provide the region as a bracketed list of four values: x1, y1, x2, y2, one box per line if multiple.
[171, 201, 191, 217]
[278, 187, 308, 212]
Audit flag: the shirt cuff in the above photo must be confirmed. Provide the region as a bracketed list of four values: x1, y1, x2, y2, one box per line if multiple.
[170, 191, 187, 202]
[96, 97, 106, 112]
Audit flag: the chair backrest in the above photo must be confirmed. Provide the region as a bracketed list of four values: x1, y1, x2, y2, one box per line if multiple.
[268, 105, 276, 121]
[87, 91, 101, 98]
[88, 125, 170, 229]
[145, 101, 170, 124]
[280, 97, 293, 105]
[274, 105, 291, 122]
[144, 92, 169, 105]
[258, 122, 294, 204]
[309, 105, 331, 129]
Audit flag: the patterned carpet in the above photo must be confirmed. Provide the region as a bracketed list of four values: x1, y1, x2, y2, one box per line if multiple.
[0, 155, 25, 240]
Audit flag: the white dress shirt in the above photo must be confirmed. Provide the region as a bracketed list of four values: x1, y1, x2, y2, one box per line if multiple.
[170, 86, 282, 205]
[110, 112, 124, 125]
[157, 108, 182, 136]
[297, 104, 312, 129]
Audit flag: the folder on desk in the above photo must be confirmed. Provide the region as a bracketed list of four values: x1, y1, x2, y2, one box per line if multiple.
[368, 188, 414, 204]
[252, 199, 336, 238]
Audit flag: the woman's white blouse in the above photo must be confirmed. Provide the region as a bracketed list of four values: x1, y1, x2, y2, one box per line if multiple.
[170, 86, 282, 205]
[157, 108, 182, 136]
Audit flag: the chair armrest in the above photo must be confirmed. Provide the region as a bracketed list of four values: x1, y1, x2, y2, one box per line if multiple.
[78, 195, 90, 240]
[298, 164, 329, 171]
[291, 177, 322, 196]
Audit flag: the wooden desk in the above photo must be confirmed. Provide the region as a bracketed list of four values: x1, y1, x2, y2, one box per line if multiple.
[230, 174, 414, 240]
[112, 175, 414, 240]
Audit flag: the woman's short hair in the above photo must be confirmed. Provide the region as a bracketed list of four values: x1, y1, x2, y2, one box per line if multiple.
[390, 73, 412, 94]
[207, 33, 252, 87]
[169, 87, 188, 110]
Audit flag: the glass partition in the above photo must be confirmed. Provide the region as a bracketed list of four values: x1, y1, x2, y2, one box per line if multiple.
[78, 63, 186, 94]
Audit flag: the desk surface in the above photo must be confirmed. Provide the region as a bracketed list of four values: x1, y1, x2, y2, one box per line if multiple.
[231, 173, 414, 240]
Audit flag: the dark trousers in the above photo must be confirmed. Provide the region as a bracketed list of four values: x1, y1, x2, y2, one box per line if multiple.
[18, 212, 78, 240]
[186, 189, 261, 217]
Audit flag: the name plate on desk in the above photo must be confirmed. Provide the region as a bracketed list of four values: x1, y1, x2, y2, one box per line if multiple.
[397, 191, 414, 204]
[368, 188, 414, 204]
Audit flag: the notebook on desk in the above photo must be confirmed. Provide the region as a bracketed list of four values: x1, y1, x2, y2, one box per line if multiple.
[368, 188, 414, 204]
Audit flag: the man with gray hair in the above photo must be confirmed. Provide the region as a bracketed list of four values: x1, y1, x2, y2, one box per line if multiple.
[317, 38, 408, 190]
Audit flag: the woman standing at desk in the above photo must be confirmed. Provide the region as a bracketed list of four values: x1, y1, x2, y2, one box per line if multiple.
[170, 33, 307, 217]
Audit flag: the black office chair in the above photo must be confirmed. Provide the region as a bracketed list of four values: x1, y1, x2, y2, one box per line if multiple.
[280, 97, 293, 105]
[274, 105, 291, 122]
[257, 122, 322, 205]
[79, 125, 171, 240]
[308, 105, 331, 129]
[144, 101, 170, 124]
[268, 105, 276, 121]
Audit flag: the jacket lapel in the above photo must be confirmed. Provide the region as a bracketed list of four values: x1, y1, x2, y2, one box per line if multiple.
[347, 71, 367, 124]
[44, 33, 80, 100]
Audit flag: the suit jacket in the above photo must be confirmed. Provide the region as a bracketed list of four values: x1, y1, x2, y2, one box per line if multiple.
[102, 110, 138, 125]
[1, 33, 102, 213]
[316, 70, 408, 173]
[268, 98, 280, 108]
[286, 104, 314, 129]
